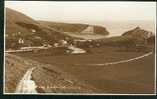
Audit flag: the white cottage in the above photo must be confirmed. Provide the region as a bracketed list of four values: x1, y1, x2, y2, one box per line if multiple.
[18, 38, 24, 44]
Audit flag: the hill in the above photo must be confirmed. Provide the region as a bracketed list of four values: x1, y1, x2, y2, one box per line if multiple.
[6, 8, 77, 49]
[6, 8, 110, 49]
[38, 21, 109, 35]
[5, 53, 95, 93]
[122, 27, 154, 41]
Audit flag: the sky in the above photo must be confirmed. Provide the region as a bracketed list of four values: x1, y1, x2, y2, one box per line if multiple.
[5, 1, 156, 23]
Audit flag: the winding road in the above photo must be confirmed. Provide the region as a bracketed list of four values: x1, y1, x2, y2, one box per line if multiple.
[75, 52, 153, 66]
[15, 67, 37, 93]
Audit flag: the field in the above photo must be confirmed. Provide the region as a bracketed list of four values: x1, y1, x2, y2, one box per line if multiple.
[13, 45, 155, 94]
[5, 54, 95, 93]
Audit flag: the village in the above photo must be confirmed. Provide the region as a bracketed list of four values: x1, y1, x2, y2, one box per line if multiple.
[6, 24, 154, 55]
[5, 25, 97, 54]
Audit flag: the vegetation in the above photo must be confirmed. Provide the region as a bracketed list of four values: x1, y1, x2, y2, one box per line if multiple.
[39, 21, 109, 35]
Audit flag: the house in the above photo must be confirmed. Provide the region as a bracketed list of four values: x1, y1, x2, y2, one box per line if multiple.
[31, 29, 36, 33]
[18, 38, 24, 44]
[54, 40, 68, 47]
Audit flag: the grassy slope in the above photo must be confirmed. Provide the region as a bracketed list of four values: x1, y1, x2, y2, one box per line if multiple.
[5, 54, 96, 93]
[14, 45, 155, 94]
[6, 8, 77, 49]
[38, 21, 109, 35]
[6, 8, 110, 49]
[5, 54, 34, 92]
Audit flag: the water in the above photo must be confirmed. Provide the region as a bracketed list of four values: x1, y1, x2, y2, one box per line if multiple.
[83, 20, 156, 37]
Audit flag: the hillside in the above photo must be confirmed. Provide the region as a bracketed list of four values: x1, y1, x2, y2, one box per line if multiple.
[38, 21, 109, 35]
[97, 27, 155, 50]
[6, 8, 77, 49]
[5, 8, 155, 51]
[5, 54, 95, 93]
[122, 27, 154, 41]
[6, 8, 110, 49]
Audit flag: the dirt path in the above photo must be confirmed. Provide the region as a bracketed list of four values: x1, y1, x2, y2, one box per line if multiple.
[15, 67, 37, 93]
[75, 52, 153, 66]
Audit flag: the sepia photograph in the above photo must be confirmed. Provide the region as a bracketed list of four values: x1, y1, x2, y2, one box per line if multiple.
[4, 1, 156, 95]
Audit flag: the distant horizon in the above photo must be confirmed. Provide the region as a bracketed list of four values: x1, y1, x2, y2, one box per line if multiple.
[6, 6, 156, 35]
[6, 7, 155, 26]
[6, 7, 155, 23]
[5, 1, 156, 24]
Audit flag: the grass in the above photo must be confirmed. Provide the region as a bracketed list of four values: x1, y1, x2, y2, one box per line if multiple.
[13, 45, 155, 94]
